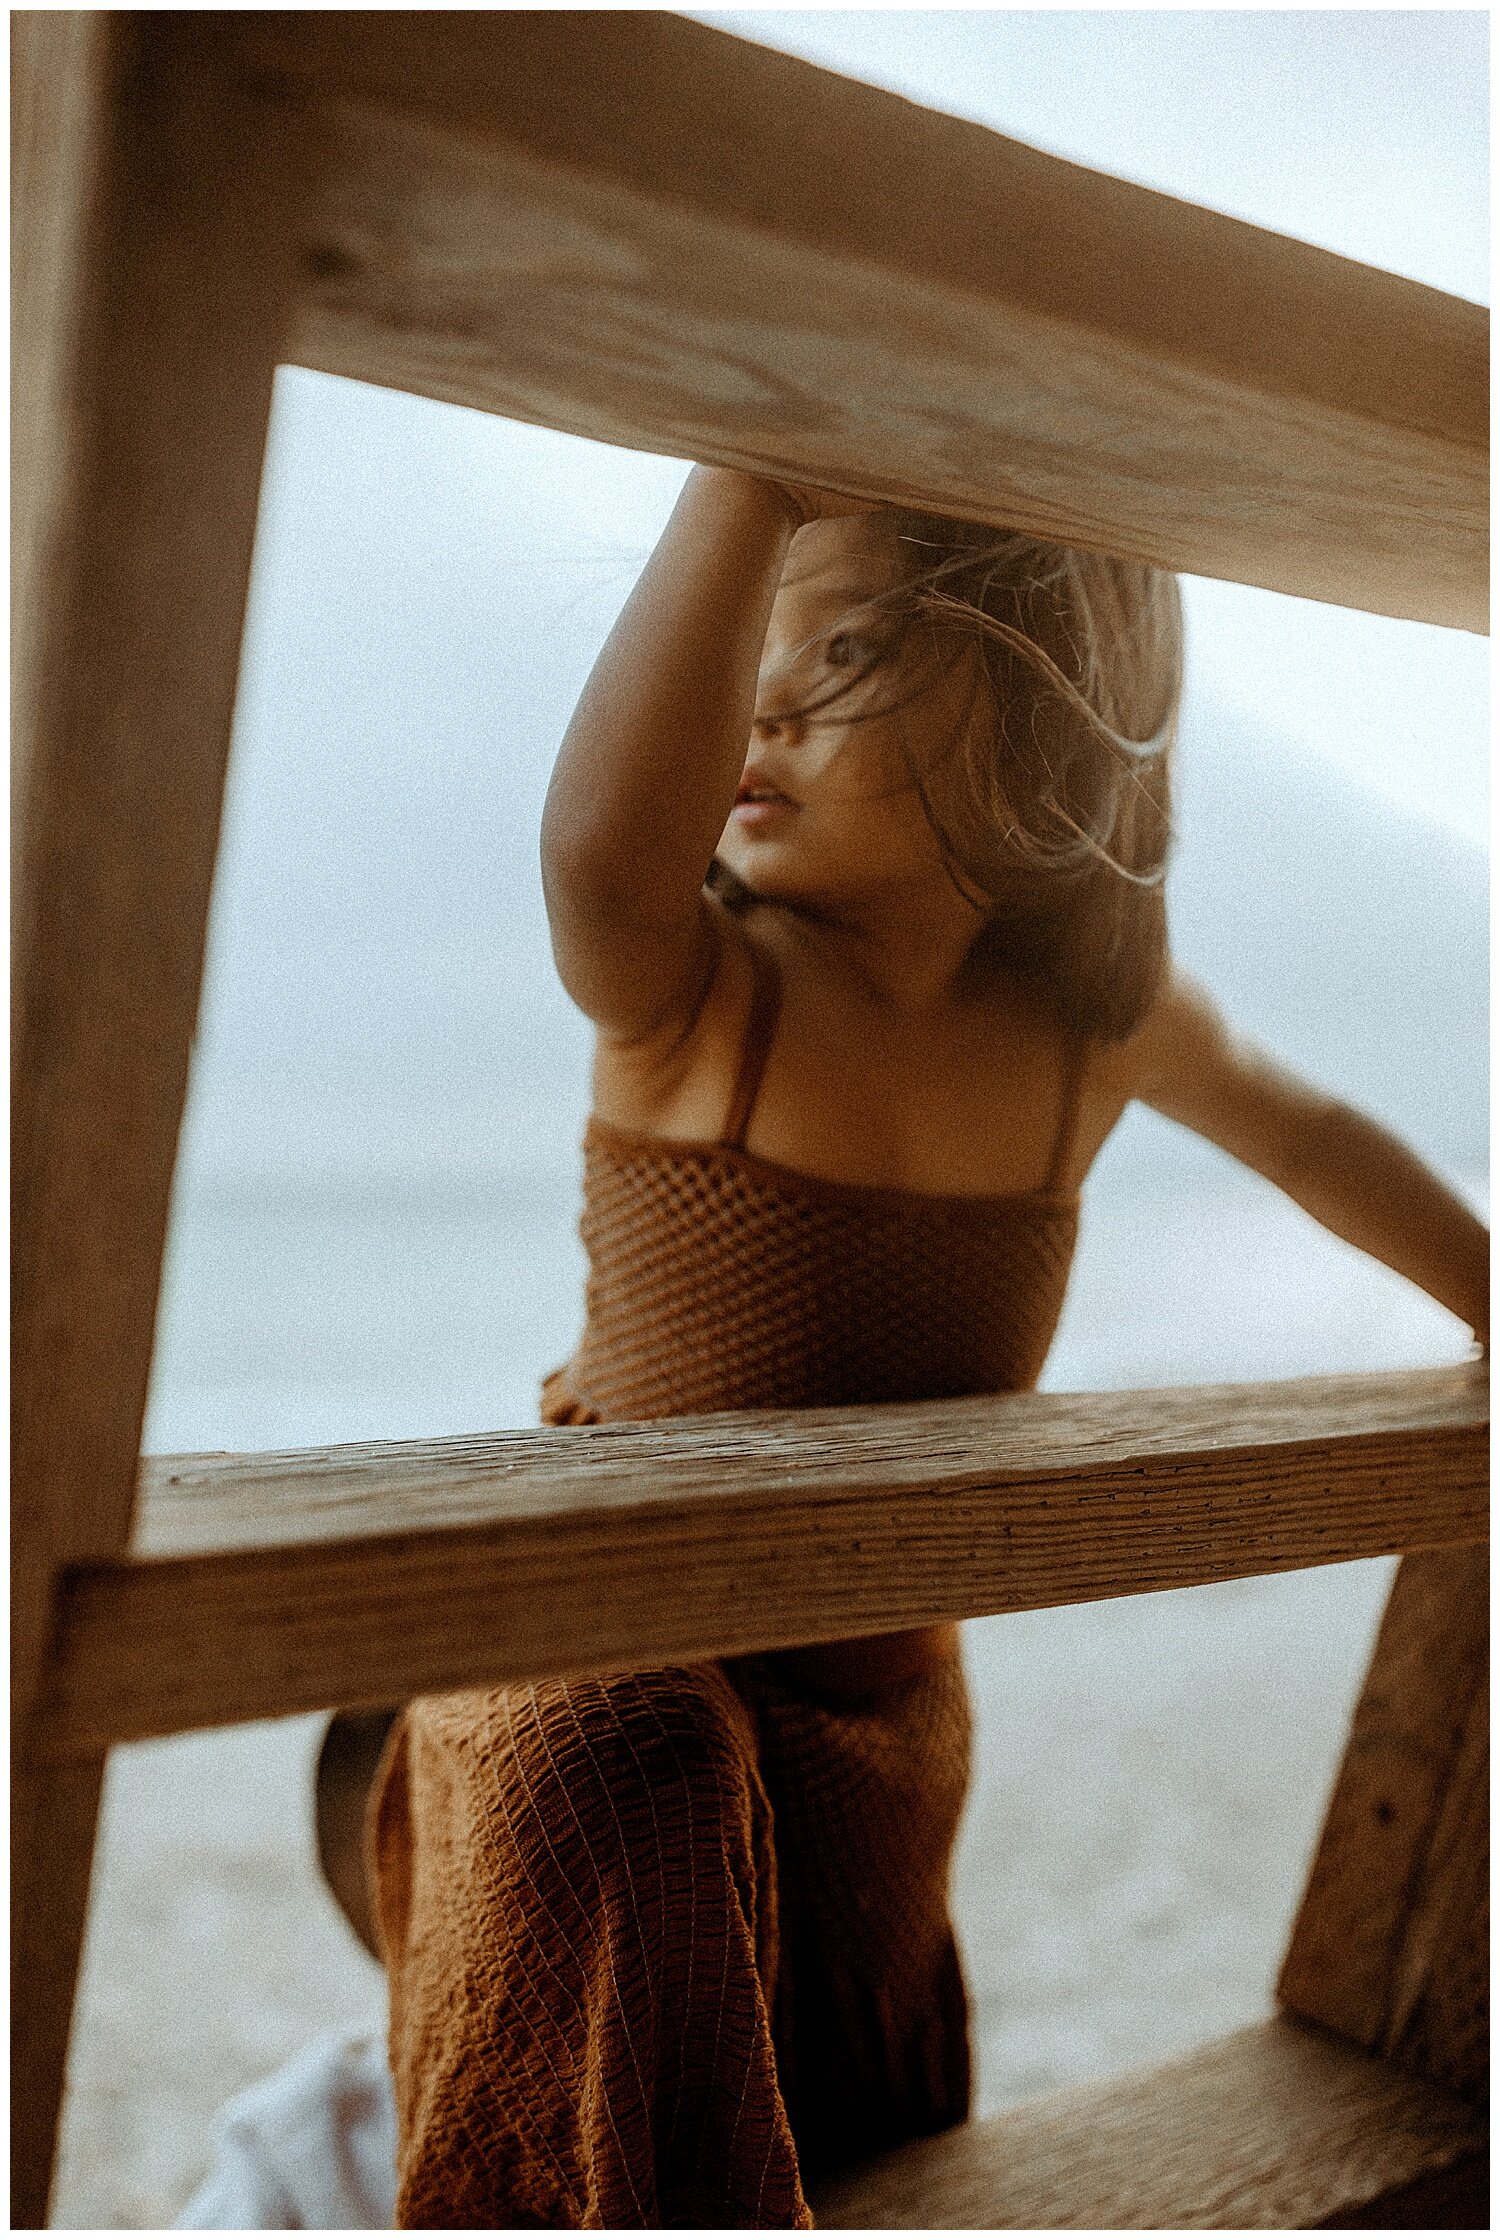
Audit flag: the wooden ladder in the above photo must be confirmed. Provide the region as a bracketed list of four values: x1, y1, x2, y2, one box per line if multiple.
[13, 14, 1488, 2228]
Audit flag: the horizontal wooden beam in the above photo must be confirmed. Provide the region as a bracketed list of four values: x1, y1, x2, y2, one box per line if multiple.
[31, 1366, 1486, 1757]
[809, 2015, 1486, 2228]
[187, 12, 1484, 630]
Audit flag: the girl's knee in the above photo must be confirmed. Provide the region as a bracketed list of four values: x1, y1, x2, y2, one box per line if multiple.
[511, 1665, 758, 1833]
[394, 1669, 766, 1937]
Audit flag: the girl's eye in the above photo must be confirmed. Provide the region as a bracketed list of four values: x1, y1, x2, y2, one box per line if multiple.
[825, 631, 868, 669]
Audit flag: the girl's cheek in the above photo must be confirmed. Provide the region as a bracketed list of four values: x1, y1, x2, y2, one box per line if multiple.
[818, 721, 900, 794]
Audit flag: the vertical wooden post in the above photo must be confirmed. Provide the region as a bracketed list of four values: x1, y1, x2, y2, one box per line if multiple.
[1278, 1545, 1488, 2107]
[11, 18, 312, 2222]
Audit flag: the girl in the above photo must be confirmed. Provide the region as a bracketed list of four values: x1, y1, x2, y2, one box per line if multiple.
[367, 467, 1487, 2228]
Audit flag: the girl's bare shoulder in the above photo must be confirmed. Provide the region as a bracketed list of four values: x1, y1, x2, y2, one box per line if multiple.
[1093, 966, 1226, 1103]
[1100, 966, 1324, 1172]
[1051, 967, 1228, 1178]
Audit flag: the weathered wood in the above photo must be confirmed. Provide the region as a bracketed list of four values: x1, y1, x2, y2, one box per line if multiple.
[11, 20, 138, 2224]
[10, 10, 114, 838]
[182, 10, 1484, 630]
[1316, 2151, 1488, 2227]
[31, 1366, 1486, 1756]
[10, 19, 314, 2223]
[10, 1756, 110, 2236]
[1385, 1670, 1488, 2099]
[809, 2016, 1486, 2229]
[1279, 1545, 1489, 2104]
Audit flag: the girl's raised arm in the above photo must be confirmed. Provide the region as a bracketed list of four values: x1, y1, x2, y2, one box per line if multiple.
[540, 466, 799, 1042]
[1119, 971, 1489, 1347]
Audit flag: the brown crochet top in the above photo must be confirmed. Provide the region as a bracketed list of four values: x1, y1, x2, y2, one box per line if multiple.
[542, 939, 1084, 1425]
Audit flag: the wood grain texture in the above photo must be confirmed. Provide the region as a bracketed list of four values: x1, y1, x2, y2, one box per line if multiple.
[10, 1756, 109, 2233]
[184, 10, 1484, 629]
[10, 20, 314, 2223]
[32, 1366, 1487, 1755]
[1279, 1545, 1489, 2104]
[1384, 1669, 1488, 2100]
[11, 16, 310, 1739]
[10, 10, 114, 839]
[1316, 2150, 1488, 2228]
[11, 19, 137, 2223]
[809, 2016, 1486, 2229]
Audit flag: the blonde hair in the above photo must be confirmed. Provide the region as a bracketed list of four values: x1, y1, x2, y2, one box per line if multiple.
[874, 513, 1183, 1040]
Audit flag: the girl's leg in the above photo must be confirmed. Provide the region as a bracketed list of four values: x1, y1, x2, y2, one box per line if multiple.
[371, 1666, 811, 2231]
[315, 1706, 401, 1960]
[728, 1641, 974, 2182]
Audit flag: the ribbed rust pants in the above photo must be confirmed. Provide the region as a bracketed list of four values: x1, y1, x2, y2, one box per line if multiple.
[371, 1650, 972, 2228]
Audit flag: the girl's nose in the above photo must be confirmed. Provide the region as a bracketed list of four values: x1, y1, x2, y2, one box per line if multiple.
[752, 673, 806, 742]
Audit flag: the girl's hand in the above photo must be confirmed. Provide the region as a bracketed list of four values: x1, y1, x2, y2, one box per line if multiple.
[763, 476, 884, 526]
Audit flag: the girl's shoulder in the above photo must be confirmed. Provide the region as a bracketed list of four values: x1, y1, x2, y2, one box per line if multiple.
[1099, 965, 1230, 1105]
[1100, 965, 1305, 1167]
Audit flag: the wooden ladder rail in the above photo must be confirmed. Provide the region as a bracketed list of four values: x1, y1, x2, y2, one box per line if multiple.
[30, 1367, 1490, 1758]
[13, 13, 1488, 2227]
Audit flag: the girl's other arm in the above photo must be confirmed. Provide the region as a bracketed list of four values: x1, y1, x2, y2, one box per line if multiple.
[540, 466, 798, 1041]
[1122, 971, 1489, 1346]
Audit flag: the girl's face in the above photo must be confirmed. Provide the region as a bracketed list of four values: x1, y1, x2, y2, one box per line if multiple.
[716, 517, 989, 917]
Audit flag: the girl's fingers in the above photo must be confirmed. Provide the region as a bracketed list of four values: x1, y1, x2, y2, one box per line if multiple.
[769, 478, 884, 524]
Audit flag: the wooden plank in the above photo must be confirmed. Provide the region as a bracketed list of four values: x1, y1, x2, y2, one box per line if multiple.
[31, 1366, 1487, 1756]
[1316, 2152, 1488, 2228]
[10, 1757, 111, 2236]
[10, 10, 114, 832]
[1384, 1669, 1488, 2098]
[180, 10, 1486, 630]
[1279, 1545, 1489, 2103]
[10, 22, 123, 2209]
[809, 2016, 1486, 2229]
[10, 19, 314, 2224]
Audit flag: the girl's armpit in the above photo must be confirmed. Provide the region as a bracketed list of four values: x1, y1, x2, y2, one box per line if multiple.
[543, 856, 725, 1046]
[588, 899, 765, 1138]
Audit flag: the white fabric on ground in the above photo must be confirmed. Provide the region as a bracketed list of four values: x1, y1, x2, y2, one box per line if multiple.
[175, 2023, 396, 2231]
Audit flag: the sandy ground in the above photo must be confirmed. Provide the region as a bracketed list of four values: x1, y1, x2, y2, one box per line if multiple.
[49, 1162, 1478, 2228]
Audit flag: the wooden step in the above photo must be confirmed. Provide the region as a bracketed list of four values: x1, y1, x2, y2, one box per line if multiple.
[34, 1365, 1486, 1755]
[809, 2016, 1487, 2229]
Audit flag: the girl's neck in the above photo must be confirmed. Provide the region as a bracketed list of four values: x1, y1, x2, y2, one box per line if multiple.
[773, 882, 987, 1013]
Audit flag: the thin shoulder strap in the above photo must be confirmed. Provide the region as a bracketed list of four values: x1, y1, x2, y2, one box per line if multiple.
[1043, 1032, 1090, 1192]
[721, 941, 784, 1151]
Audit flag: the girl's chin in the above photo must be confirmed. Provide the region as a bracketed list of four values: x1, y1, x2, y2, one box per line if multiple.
[717, 837, 808, 896]
[717, 831, 771, 874]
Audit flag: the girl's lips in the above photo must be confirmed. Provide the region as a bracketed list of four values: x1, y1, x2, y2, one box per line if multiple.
[731, 794, 797, 825]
